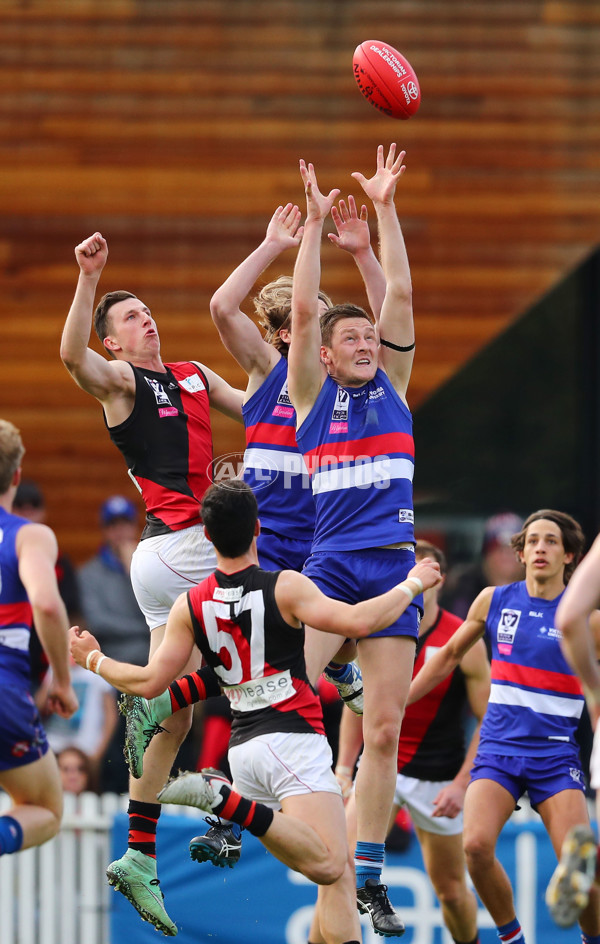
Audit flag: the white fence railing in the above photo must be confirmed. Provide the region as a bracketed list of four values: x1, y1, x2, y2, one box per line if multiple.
[0, 791, 207, 944]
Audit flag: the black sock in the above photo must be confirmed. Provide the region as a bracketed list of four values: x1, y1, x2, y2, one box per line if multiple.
[211, 783, 274, 837]
[127, 800, 161, 857]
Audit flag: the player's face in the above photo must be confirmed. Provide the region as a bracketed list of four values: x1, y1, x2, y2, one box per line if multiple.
[321, 318, 378, 387]
[105, 297, 160, 358]
[520, 519, 573, 582]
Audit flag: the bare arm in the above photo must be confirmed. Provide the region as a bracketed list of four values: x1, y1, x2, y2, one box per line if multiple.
[556, 535, 600, 725]
[69, 593, 195, 697]
[407, 586, 494, 705]
[17, 524, 78, 718]
[60, 232, 134, 403]
[328, 196, 386, 321]
[288, 161, 340, 425]
[431, 637, 490, 818]
[352, 145, 414, 400]
[210, 203, 302, 382]
[197, 364, 245, 423]
[276, 557, 441, 638]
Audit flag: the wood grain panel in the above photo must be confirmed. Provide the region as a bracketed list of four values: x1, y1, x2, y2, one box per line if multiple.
[0, 0, 598, 562]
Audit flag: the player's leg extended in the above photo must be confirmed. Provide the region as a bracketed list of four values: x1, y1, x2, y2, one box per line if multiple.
[416, 827, 478, 943]
[0, 752, 62, 853]
[540, 788, 600, 935]
[462, 778, 518, 929]
[354, 635, 414, 845]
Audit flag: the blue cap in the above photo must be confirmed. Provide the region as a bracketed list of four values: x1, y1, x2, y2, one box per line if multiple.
[100, 495, 138, 526]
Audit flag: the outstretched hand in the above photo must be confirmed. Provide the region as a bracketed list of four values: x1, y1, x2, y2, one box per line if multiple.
[299, 160, 340, 223]
[328, 195, 371, 255]
[265, 202, 304, 252]
[75, 232, 108, 278]
[351, 144, 406, 207]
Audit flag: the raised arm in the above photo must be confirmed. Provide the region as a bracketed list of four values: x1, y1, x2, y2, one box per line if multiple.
[197, 364, 245, 424]
[288, 161, 340, 426]
[276, 556, 440, 637]
[60, 232, 133, 402]
[556, 535, 600, 726]
[17, 523, 78, 719]
[329, 195, 386, 321]
[407, 586, 494, 705]
[69, 593, 195, 698]
[352, 144, 414, 400]
[210, 203, 303, 383]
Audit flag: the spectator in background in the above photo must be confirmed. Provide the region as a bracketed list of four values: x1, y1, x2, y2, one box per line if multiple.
[57, 746, 93, 796]
[77, 496, 149, 792]
[440, 512, 525, 620]
[13, 479, 81, 688]
[39, 658, 118, 791]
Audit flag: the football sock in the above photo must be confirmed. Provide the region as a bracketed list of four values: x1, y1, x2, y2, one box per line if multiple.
[127, 800, 160, 858]
[354, 840, 385, 888]
[0, 815, 23, 856]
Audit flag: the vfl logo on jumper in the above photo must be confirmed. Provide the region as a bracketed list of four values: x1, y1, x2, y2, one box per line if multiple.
[179, 374, 205, 394]
[273, 380, 294, 418]
[145, 377, 178, 417]
[497, 608, 520, 655]
[330, 388, 349, 433]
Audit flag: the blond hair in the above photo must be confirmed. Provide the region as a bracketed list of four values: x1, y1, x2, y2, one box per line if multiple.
[0, 420, 25, 494]
[254, 276, 333, 356]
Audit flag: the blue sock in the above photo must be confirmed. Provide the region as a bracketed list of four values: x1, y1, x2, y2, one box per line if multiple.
[354, 840, 384, 888]
[325, 662, 354, 682]
[0, 815, 23, 856]
[496, 917, 525, 943]
[582, 934, 600, 944]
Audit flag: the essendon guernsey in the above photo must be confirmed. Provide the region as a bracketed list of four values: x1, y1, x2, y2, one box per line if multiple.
[398, 608, 469, 781]
[187, 565, 324, 747]
[107, 362, 213, 538]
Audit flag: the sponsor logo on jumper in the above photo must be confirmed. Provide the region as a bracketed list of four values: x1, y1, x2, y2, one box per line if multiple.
[145, 377, 172, 406]
[329, 421, 348, 434]
[158, 407, 178, 418]
[332, 388, 349, 422]
[179, 374, 205, 394]
[538, 625, 561, 639]
[273, 405, 294, 418]
[368, 386, 386, 401]
[398, 509, 414, 523]
[224, 670, 295, 712]
[213, 586, 243, 603]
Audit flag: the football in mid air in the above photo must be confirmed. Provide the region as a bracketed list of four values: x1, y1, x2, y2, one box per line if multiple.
[353, 41, 421, 119]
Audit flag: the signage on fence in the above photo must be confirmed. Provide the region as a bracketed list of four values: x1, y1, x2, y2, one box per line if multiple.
[110, 814, 584, 943]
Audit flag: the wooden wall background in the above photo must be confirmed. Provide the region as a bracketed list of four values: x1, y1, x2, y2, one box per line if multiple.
[1, 0, 599, 562]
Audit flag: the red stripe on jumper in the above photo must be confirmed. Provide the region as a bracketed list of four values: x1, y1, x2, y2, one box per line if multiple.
[492, 660, 583, 696]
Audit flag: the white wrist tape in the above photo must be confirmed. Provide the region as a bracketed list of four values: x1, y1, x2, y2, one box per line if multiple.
[85, 649, 101, 671]
[397, 583, 415, 601]
[405, 576, 424, 594]
[94, 655, 107, 676]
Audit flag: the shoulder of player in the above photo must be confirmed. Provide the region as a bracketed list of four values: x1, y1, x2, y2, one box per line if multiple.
[16, 521, 58, 557]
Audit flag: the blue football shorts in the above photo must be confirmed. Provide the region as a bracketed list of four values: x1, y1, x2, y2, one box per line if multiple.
[470, 749, 586, 807]
[0, 684, 49, 770]
[257, 529, 313, 573]
[302, 547, 421, 639]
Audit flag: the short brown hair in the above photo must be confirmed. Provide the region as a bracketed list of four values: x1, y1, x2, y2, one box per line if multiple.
[0, 419, 25, 494]
[415, 540, 447, 576]
[94, 290, 136, 346]
[254, 276, 333, 356]
[320, 303, 374, 348]
[511, 509, 585, 584]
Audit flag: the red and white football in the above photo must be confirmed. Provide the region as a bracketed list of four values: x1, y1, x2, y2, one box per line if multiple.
[353, 41, 421, 119]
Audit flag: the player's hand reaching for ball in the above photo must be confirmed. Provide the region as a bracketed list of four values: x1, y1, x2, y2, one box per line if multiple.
[75, 231, 108, 278]
[407, 557, 441, 592]
[299, 160, 340, 224]
[351, 143, 406, 208]
[265, 203, 304, 253]
[328, 195, 371, 256]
